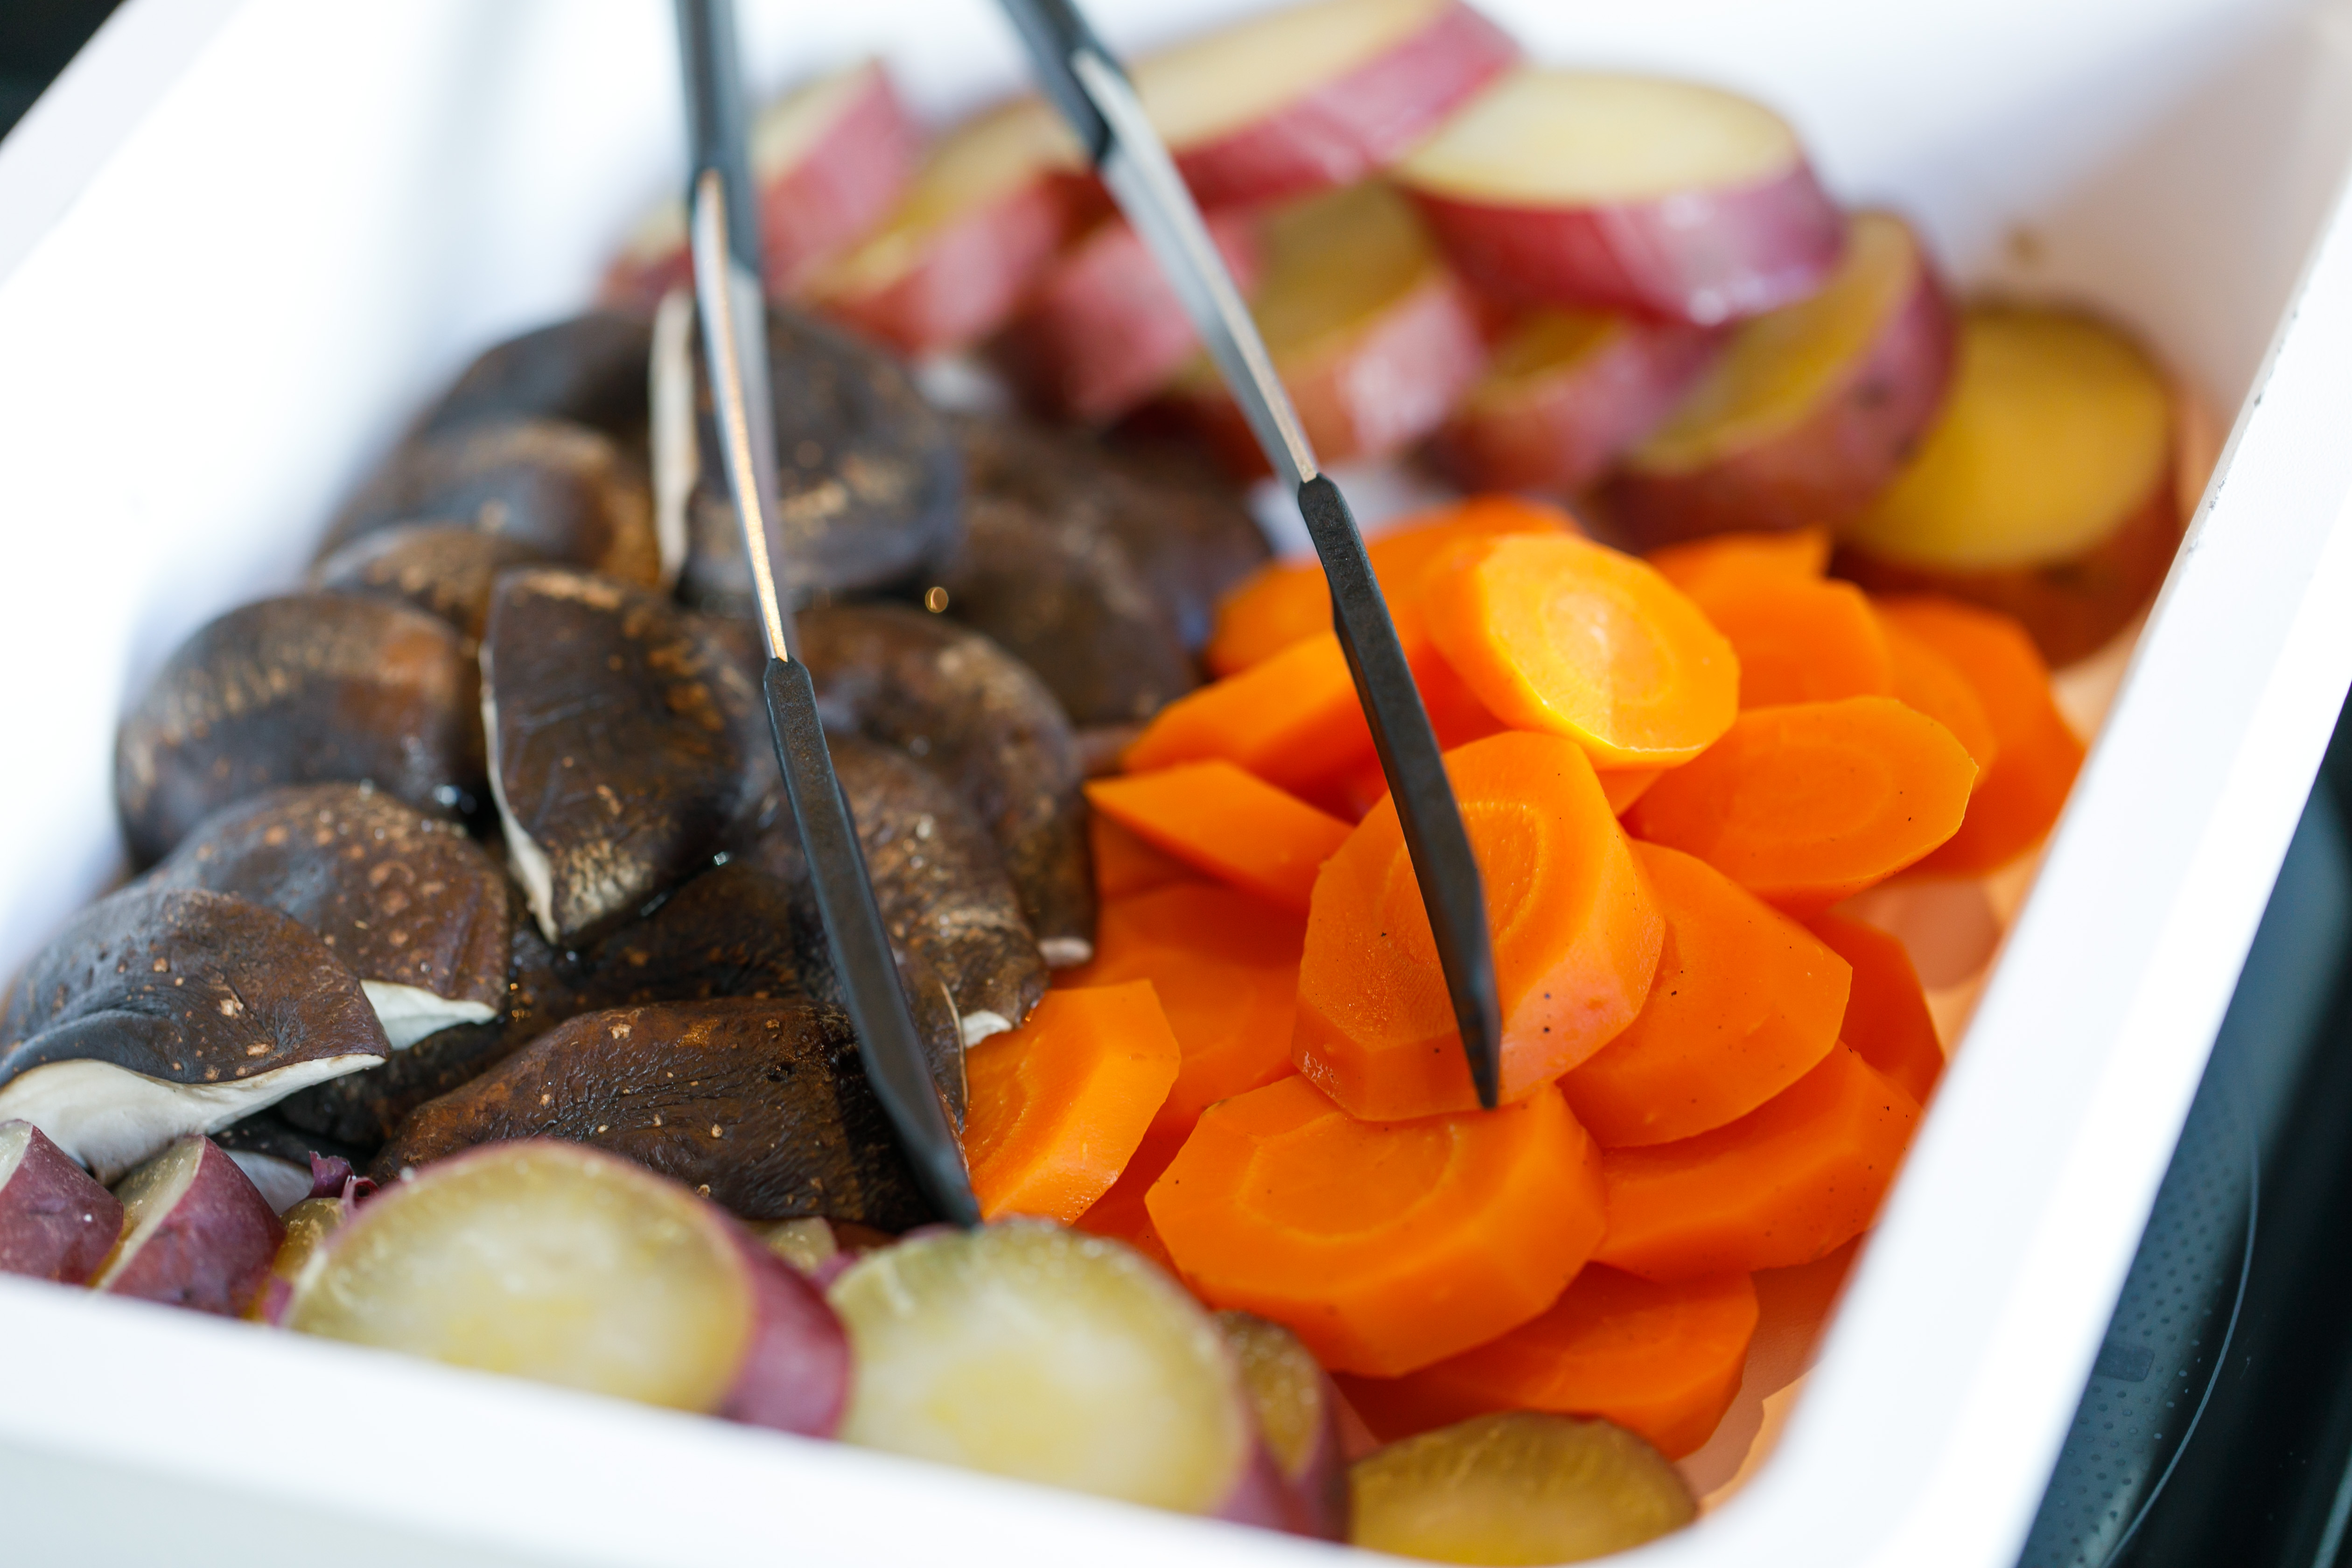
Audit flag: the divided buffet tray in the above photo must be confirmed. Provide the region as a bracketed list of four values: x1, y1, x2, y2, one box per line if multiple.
[5, 0, 2352, 1562]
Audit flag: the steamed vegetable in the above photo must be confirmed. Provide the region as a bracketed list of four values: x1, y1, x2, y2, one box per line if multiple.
[1808, 912, 1945, 1104]
[1147, 1076, 1606, 1376]
[288, 1140, 848, 1436]
[0, 1120, 123, 1284]
[1685, 574, 1893, 709]
[310, 523, 547, 641]
[413, 311, 655, 446]
[1217, 1310, 1351, 1540]
[95, 1135, 285, 1316]
[1086, 763, 1352, 915]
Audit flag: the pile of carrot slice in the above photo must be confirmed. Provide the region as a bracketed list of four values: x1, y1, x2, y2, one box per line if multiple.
[960, 497, 2084, 1460]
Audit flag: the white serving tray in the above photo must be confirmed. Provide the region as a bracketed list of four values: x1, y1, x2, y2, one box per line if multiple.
[5, 1, 2352, 1563]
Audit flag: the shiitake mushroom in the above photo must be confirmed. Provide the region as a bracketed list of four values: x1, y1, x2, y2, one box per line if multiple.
[309, 523, 546, 641]
[795, 603, 1095, 966]
[321, 417, 663, 588]
[741, 735, 1044, 1043]
[414, 311, 653, 446]
[147, 784, 511, 1049]
[0, 886, 388, 1181]
[483, 567, 764, 947]
[115, 594, 484, 868]
[374, 998, 947, 1231]
[673, 306, 962, 610]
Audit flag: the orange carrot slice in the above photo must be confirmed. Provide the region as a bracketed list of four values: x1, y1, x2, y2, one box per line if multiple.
[1595, 1045, 1920, 1281]
[1624, 696, 1977, 913]
[1295, 730, 1664, 1120]
[1420, 532, 1739, 768]
[1086, 763, 1351, 915]
[1073, 1127, 1186, 1274]
[1563, 844, 1849, 1146]
[1335, 1267, 1759, 1459]
[1873, 596, 2083, 874]
[1687, 575, 1892, 708]
[1881, 619, 2000, 783]
[1091, 810, 1199, 901]
[1066, 883, 1306, 1142]
[1123, 631, 1375, 796]
[1147, 1077, 1607, 1376]
[1205, 495, 1576, 676]
[1807, 913, 1944, 1104]
[965, 982, 1183, 1223]
[1598, 768, 1665, 815]
[1646, 527, 1831, 597]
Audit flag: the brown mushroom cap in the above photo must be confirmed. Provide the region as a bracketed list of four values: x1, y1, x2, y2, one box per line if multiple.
[375, 998, 943, 1231]
[147, 784, 511, 1045]
[113, 594, 484, 868]
[416, 312, 654, 444]
[310, 524, 548, 641]
[483, 568, 762, 946]
[0, 886, 388, 1180]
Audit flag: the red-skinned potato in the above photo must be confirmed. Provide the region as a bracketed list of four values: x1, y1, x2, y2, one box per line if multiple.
[1163, 182, 1486, 474]
[0, 1120, 123, 1285]
[1427, 310, 1721, 493]
[286, 1140, 847, 1437]
[1132, 0, 1518, 210]
[1601, 212, 1958, 548]
[994, 211, 1264, 425]
[808, 98, 1094, 355]
[1833, 304, 2185, 665]
[831, 1222, 1278, 1520]
[605, 60, 921, 307]
[1218, 1310, 1350, 1539]
[95, 1136, 285, 1316]
[1397, 70, 1844, 325]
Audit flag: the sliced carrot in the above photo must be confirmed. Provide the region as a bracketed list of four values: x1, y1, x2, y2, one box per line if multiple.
[1598, 768, 1665, 815]
[1073, 1127, 1186, 1274]
[1625, 696, 1977, 913]
[1295, 730, 1665, 1120]
[1807, 913, 1944, 1104]
[965, 982, 1182, 1223]
[1086, 762, 1351, 915]
[1881, 619, 2000, 783]
[1205, 495, 1577, 677]
[1412, 637, 1510, 751]
[1873, 596, 2084, 874]
[1147, 1077, 1607, 1376]
[1594, 1045, 1920, 1281]
[1421, 532, 1739, 768]
[1123, 631, 1375, 796]
[1335, 1267, 1759, 1459]
[1563, 844, 1850, 1147]
[1090, 810, 1199, 901]
[1646, 527, 1832, 597]
[1687, 575, 1892, 709]
[1065, 882, 1306, 1142]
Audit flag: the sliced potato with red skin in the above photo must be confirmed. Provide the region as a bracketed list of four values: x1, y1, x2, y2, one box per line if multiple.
[1602, 212, 1958, 547]
[1398, 70, 1844, 326]
[994, 211, 1264, 424]
[0, 1120, 123, 1285]
[831, 1222, 1274, 1519]
[287, 1141, 848, 1436]
[96, 1136, 284, 1316]
[1348, 1411, 1695, 1563]
[1833, 305, 2184, 665]
[1133, 0, 1518, 210]
[1218, 1310, 1350, 1540]
[1163, 182, 1486, 473]
[605, 60, 921, 307]
[808, 99, 1093, 355]
[1427, 311, 1721, 493]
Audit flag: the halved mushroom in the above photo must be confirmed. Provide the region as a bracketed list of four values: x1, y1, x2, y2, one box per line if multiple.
[322, 417, 662, 589]
[375, 998, 947, 1231]
[114, 593, 484, 868]
[147, 784, 511, 1050]
[741, 735, 1044, 1043]
[0, 886, 388, 1181]
[796, 603, 1094, 966]
[483, 567, 763, 947]
[310, 524, 548, 641]
[414, 311, 655, 447]
[672, 306, 963, 612]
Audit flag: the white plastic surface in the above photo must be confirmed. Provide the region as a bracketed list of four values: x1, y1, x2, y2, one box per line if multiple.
[3, 1, 2352, 1564]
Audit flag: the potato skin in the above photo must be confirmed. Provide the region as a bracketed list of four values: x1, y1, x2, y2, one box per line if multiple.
[99, 1136, 286, 1317]
[375, 998, 945, 1231]
[115, 594, 483, 868]
[0, 1120, 124, 1285]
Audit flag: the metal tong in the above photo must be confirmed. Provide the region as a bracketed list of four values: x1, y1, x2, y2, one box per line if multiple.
[995, 0, 1504, 1106]
[674, 0, 980, 1223]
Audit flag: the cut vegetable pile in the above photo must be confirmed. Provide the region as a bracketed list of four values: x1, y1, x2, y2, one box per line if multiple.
[4, 0, 2203, 1562]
